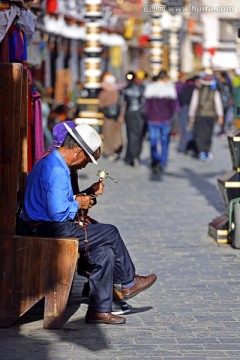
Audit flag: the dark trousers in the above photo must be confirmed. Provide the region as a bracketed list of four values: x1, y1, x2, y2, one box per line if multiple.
[193, 116, 216, 154]
[125, 110, 146, 164]
[24, 221, 136, 313]
[219, 107, 229, 133]
[177, 105, 193, 152]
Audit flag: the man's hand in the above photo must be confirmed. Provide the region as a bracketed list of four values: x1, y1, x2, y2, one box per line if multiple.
[186, 117, 195, 132]
[91, 181, 104, 196]
[75, 195, 94, 209]
[218, 116, 224, 126]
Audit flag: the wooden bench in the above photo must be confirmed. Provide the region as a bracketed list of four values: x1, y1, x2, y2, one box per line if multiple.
[0, 63, 79, 329]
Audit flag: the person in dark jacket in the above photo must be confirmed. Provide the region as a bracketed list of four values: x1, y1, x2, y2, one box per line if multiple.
[144, 70, 177, 173]
[177, 75, 199, 153]
[216, 71, 233, 136]
[121, 71, 146, 167]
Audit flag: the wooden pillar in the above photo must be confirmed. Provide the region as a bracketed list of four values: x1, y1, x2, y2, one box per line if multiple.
[84, 0, 103, 97]
[0, 63, 23, 235]
[168, 15, 182, 82]
[149, 0, 164, 76]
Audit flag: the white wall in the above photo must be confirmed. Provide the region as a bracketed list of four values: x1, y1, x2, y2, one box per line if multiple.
[201, 11, 238, 69]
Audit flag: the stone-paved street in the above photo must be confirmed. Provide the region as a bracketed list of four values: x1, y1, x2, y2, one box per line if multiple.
[1, 132, 240, 360]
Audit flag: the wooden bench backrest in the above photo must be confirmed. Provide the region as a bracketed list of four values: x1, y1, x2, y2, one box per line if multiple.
[0, 63, 27, 236]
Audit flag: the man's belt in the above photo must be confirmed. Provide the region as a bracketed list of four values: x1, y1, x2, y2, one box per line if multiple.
[27, 221, 44, 227]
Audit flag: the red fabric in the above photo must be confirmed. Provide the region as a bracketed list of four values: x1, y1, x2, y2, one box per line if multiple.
[46, 0, 58, 14]
[208, 48, 216, 57]
[139, 35, 149, 47]
[27, 69, 34, 172]
[8, 24, 27, 62]
[32, 90, 45, 163]
[27, 85, 33, 172]
[195, 44, 203, 57]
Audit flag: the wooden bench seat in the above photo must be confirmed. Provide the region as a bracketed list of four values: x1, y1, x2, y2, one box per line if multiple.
[0, 235, 78, 329]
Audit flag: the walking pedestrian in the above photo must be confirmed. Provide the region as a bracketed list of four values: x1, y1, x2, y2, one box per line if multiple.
[216, 71, 233, 136]
[231, 69, 240, 130]
[188, 69, 224, 161]
[177, 74, 199, 154]
[121, 71, 146, 167]
[98, 72, 123, 161]
[144, 70, 177, 173]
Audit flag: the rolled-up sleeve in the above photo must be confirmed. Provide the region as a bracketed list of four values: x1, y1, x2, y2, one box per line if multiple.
[214, 90, 224, 117]
[188, 89, 199, 118]
[47, 167, 79, 221]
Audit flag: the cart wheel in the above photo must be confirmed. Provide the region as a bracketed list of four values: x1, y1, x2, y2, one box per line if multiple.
[232, 202, 240, 249]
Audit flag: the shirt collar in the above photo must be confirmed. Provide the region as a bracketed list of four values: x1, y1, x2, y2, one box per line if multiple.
[52, 149, 71, 175]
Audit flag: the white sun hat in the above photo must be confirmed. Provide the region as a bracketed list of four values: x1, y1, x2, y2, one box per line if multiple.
[63, 122, 102, 164]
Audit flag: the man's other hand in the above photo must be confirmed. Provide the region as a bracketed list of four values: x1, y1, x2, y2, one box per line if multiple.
[76, 195, 94, 209]
[91, 181, 104, 196]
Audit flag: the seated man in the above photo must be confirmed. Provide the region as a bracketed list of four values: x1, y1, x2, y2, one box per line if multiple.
[46, 120, 130, 315]
[21, 122, 157, 324]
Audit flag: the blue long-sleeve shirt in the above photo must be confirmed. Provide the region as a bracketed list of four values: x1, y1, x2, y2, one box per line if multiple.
[22, 150, 79, 222]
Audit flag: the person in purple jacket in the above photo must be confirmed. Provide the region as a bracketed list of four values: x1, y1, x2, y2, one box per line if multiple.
[144, 70, 177, 173]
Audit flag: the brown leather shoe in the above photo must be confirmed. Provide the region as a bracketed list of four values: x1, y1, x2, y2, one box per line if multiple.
[122, 274, 157, 300]
[85, 309, 126, 324]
